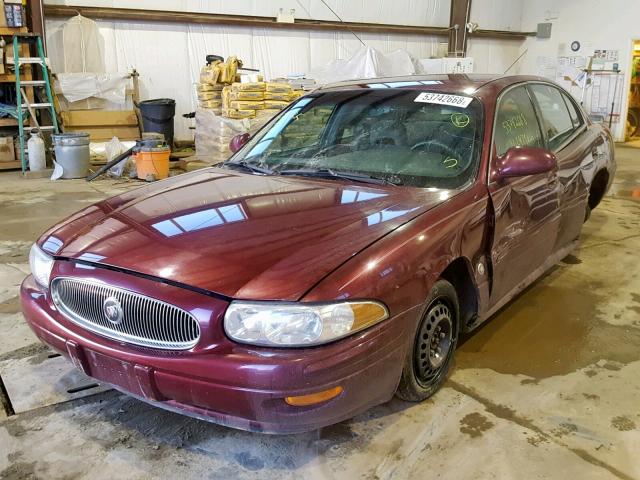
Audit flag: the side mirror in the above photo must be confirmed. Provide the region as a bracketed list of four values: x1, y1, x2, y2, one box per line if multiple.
[495, 146, 557, 179]
[229, 133, 250, 153]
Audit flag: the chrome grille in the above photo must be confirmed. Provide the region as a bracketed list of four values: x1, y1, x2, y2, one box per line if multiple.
[51, 277, 200, 350]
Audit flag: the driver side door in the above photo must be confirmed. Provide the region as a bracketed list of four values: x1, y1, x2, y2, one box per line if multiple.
[488, 84, 561, 306]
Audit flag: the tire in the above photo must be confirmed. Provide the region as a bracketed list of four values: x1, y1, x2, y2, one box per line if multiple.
[396, 279, 460, 402]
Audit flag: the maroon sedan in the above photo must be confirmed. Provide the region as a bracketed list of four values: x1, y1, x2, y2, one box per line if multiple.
[22, 75, 614, 433]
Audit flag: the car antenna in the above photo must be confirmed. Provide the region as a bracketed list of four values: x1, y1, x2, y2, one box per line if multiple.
[503, 48, 528, 75]
[319, 0, 366, 47]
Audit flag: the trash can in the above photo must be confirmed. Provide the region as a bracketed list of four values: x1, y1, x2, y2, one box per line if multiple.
[52, 133, 90, 179]
[138, 98, 176, 146]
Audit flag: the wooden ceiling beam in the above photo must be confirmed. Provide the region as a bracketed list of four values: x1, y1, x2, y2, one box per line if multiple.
[43, 5, 535, 41]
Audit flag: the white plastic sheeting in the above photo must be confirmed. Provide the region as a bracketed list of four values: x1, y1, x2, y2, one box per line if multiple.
[56, 73, 129, 102]
[44, 0, 526, 139]
[309, 47, 416, 84]
[59, 14, 105, 72]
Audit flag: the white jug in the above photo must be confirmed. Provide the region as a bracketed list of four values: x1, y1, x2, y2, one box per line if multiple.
[28, 129, 46, 171]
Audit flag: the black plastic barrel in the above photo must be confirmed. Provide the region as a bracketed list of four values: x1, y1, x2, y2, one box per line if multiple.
[138, 98, 176, 146]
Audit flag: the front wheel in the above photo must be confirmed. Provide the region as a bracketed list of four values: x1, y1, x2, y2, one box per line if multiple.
[396, 279, 460, 402]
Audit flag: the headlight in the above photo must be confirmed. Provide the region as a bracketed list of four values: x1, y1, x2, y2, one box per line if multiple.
[224, 301, 389, 347]
[29, 243, 54, 289]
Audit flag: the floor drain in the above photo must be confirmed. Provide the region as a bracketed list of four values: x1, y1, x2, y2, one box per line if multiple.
[47, 353, 62, 359]
[67, 383, 100, 394]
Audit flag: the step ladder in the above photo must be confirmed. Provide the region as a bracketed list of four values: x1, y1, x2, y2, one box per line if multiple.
[13, 33, 60, 172]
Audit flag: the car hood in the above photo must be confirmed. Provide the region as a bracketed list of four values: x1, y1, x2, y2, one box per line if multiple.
[40, 168, 456, 300]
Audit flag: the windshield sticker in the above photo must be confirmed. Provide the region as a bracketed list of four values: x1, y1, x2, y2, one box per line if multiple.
[451, 113, 470, 128]
[414, 92, 473, 108]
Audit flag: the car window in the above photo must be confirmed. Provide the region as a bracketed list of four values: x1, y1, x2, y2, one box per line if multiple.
[494, 86, 544, 157]
[268, 105, 335, 151]
[562, 92, 584, 129]
[234, 90, 484, 189]
[529, 84, 576, 150]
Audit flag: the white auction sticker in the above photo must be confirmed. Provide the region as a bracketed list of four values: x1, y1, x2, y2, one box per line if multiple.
[414, 92, 473, 108]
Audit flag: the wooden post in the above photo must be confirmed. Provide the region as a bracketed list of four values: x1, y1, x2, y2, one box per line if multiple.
[131, 69, 143, 137]
[448, 0, 472, 56]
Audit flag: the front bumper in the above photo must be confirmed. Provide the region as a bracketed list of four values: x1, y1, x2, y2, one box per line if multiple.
[20, 273, 415, 434]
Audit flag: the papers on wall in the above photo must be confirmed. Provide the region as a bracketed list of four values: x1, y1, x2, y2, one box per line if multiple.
[536, 56, 557, 79]
[534, 51, 623, 125]
[536, 55, 588, 99]
[586, 73, 625, 123]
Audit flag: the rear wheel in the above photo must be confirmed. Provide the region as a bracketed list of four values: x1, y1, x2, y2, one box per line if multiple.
[585, 170, 609, 222]
[396, 279, 460, 401]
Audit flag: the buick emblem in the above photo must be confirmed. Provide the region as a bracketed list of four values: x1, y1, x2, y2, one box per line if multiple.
[103, 297, 123, 325]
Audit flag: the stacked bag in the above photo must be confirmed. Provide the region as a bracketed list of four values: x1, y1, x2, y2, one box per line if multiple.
[194, 57, 308, 163]
[196, 56, 241, 113]
[222, 81, 304, 120]
[196, 83, 224, 114]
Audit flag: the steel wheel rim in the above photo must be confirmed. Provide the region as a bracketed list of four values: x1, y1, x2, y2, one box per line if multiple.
[414, 300, 454, 384]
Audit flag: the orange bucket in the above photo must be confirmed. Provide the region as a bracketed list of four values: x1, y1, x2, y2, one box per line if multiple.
[136, 146, 170, 180]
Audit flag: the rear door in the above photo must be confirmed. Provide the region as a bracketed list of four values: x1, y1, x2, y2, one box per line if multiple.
[527, 83, 593, 247]
[488, 84, 561, 305]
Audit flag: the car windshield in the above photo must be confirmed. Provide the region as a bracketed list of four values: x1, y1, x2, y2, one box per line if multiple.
[227, 89, 483, 189]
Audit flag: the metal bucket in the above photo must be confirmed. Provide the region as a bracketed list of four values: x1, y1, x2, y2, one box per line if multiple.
[52, 133, 90, 179]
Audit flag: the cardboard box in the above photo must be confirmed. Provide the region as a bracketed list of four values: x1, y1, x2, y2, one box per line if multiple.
[0, 136, 15, 162]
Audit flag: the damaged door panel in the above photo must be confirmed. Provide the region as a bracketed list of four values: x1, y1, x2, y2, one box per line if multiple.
[487, 84, 560, 305]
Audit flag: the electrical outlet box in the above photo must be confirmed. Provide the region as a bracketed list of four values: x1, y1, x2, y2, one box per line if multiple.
[276, 8, 295, 23]
[537, 23, 552, 39]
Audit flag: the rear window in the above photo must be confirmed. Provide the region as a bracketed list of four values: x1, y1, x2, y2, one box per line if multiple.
[234, 89, 484, 189]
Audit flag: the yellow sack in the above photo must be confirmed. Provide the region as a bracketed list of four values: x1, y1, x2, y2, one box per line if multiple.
[266, 82, 292, 93]
[197, 90, 222, 101]
[199, 99, 223, 109]
[222, 86, 232, 109]
[223, 108, 256, 119]
[231, 82, 266, 92]
[264, 91, 293, 101]
[230, 100, 264, 110]
[230, 90, 265, 101]
[199, 64, 220, 85]
[264, 100, 290, 110]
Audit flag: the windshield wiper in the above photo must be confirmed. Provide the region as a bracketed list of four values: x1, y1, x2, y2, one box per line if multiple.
[222, 160, 273, 175]
[278, 168, 397, 186]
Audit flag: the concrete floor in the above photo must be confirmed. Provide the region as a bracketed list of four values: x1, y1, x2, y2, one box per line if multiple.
[0, 149, 639, 480]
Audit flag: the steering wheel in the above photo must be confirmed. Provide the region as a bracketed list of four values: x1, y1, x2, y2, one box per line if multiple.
[410, 140, 462, 170]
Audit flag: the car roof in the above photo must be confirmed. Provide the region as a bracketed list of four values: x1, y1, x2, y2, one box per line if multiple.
[315, 74, 550, 97]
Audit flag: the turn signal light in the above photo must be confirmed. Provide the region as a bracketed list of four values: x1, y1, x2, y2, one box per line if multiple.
[285, 386, 343, 406]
